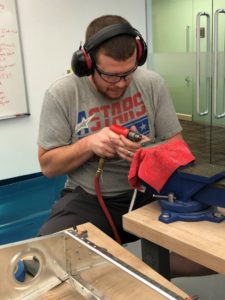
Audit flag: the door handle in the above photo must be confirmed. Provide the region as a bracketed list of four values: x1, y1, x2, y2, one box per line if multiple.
[213, 9, 225, 119]
[185, 76, 191, 87]
[196, 12, 210, 116]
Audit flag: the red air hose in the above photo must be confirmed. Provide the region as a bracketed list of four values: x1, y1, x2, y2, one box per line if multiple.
[94, 125, 142, 244]
[94, 158, 122, 244]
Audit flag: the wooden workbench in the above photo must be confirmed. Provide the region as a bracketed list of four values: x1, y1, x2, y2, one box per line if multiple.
[123, 201, 225, 277]
[41, 222, 190, 299]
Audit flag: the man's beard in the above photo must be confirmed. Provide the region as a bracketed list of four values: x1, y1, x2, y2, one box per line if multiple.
[92, 76, 126, 100]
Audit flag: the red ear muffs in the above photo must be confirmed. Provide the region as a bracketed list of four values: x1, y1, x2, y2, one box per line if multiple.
[136, 38, 143, 63]
[71, 23, 148, 77]
[81, 48, 92, 70]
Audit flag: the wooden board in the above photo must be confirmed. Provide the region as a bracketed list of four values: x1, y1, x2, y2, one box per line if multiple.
[123, 202, 225, 275]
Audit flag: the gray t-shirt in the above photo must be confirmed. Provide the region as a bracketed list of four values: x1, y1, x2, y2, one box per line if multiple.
[38, 68, 182, 196]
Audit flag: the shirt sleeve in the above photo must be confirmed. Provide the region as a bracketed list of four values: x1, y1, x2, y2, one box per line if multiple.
[37, 90, 72, 150]
[154, 76, 182, 139]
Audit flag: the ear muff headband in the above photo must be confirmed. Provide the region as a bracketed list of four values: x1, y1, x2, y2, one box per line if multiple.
[84, 23, 142, 52]
[71, 23, 147, 77]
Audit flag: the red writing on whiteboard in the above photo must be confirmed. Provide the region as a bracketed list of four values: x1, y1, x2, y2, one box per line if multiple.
[0, 4, 5, 11]
[0, 37, 16, 82]
[0, 72, 12, 79]
[0, 93, 9, 106]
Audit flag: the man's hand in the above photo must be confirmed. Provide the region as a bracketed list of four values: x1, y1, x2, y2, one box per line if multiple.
[89, 126, 150, 162]
[88, 127, 119, 158]
[110, 125, 150, 162]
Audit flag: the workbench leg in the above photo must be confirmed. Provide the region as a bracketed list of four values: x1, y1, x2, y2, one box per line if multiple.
[141, 239, 171, 280]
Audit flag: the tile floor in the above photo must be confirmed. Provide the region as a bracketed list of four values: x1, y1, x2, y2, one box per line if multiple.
[180, 120, 225, 166]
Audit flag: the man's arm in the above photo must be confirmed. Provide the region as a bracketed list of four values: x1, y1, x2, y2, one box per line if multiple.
[39, 125, 183, 178]
[38, 127, 122, 177]
[38, 137, 94, 178]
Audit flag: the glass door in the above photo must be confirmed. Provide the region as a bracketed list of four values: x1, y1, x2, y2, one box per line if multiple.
[146, 0, 225, 166]
[211, 0, 225, 165]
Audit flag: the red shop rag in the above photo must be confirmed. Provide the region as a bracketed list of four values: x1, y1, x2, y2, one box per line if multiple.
[128, 139, 195, 193]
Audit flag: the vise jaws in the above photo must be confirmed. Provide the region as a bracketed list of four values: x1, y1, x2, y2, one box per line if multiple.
[145, 162, 225, 223]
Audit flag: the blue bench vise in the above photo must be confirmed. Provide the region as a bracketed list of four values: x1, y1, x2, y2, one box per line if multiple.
[145, 162, 225, 223]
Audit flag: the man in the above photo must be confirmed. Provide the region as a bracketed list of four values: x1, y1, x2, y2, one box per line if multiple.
[38, 15, 213, 277]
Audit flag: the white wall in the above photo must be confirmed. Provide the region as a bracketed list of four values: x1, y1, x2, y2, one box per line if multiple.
[0, 0, 147, 180]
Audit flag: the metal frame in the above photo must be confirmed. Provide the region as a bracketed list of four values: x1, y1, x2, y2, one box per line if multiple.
[0, 229, 184, 300]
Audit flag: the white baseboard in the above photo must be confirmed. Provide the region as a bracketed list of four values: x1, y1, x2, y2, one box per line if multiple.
[176, 113, 192, 121]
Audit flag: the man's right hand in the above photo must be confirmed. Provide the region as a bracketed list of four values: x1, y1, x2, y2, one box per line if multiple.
[88, 127, 119, 159]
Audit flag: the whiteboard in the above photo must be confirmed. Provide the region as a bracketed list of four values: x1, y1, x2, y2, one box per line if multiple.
[0, 0, 29, 120]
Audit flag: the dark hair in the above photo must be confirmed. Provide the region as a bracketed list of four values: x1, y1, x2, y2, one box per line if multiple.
[85, 15, 136, 62]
